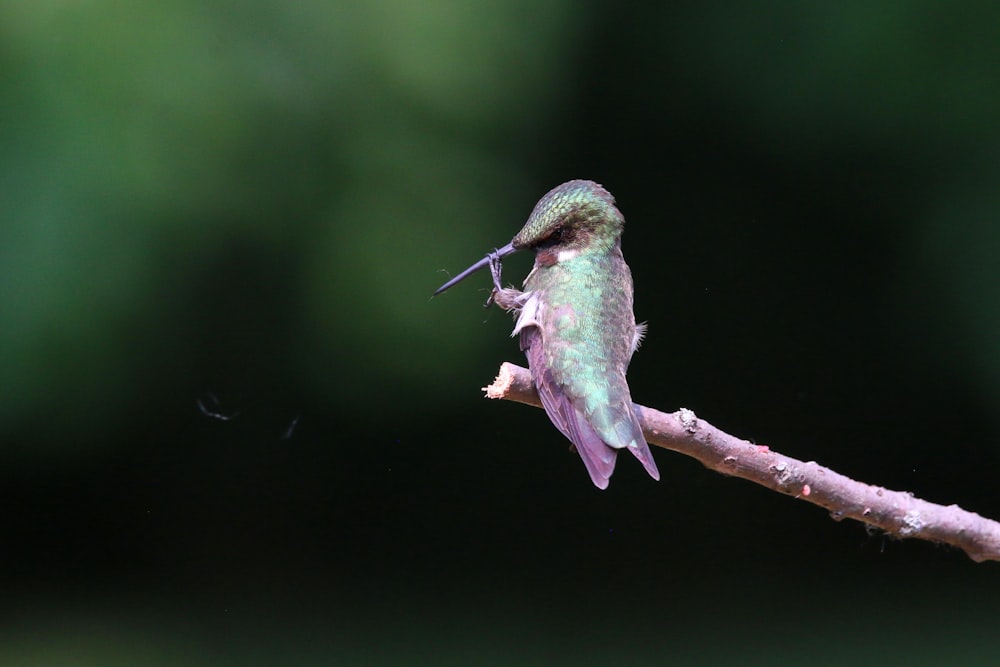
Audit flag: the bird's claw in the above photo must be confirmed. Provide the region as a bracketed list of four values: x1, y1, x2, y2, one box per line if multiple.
[484, 248, 505, 307]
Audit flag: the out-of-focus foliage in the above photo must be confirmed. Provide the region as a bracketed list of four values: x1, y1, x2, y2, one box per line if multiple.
[0, 1, 575, 441]
[652, 2, 1000, 404]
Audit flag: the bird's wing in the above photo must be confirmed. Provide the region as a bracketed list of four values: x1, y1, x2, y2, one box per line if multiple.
[520, 325, 617, 490]
[514, 293, 618, 489]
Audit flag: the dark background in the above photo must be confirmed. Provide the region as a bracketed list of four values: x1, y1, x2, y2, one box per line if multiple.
[3, 2, 1000, 664]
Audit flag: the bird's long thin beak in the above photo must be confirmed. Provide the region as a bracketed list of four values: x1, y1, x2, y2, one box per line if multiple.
[433, 242, 518, 296]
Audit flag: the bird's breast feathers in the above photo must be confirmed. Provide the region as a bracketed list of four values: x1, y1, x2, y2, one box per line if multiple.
[511, 291, 540, 337]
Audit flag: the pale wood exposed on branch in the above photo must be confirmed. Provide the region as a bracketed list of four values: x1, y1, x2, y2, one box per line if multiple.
[484, 362, 1000, 563]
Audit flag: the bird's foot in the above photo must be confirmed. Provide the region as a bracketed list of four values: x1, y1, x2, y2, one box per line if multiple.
[484, 248, 525, 311]
[485, 248, 505, 307]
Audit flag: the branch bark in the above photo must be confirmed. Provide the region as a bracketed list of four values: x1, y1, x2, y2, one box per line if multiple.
[484, 362, 1000, 563]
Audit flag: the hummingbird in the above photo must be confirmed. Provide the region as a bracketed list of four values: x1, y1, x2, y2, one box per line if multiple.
[434, 180, 659, 489]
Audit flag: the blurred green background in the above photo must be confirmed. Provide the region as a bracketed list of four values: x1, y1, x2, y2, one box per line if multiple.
[3, 1, 1000, 664]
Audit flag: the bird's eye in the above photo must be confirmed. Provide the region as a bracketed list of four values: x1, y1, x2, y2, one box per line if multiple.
[550, 227, 563, 242]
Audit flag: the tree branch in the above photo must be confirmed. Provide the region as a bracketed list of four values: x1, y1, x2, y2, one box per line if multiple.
[484, 362, 1000, 563]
